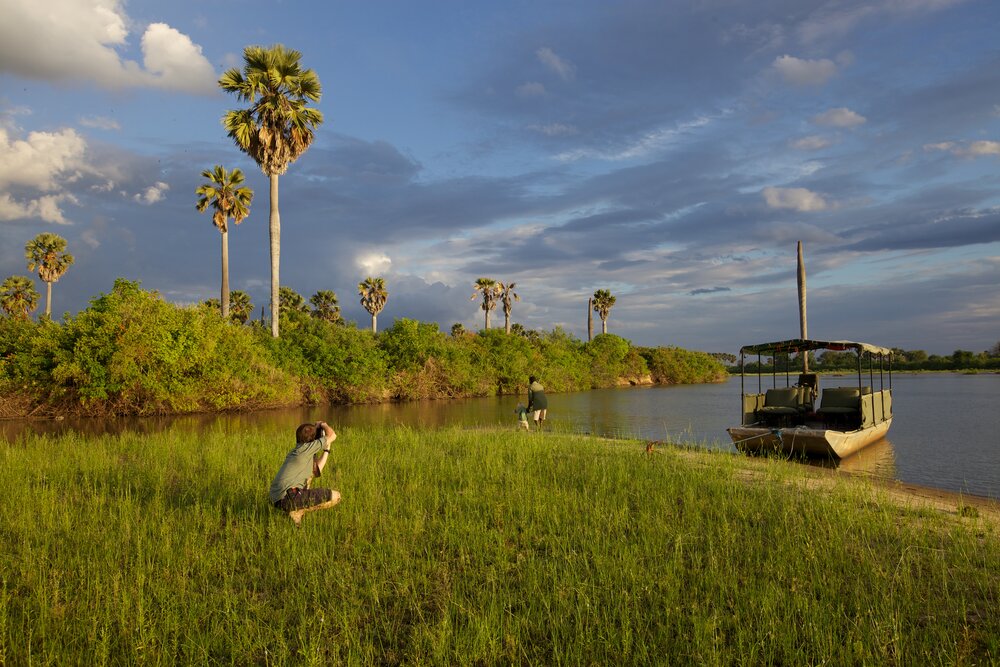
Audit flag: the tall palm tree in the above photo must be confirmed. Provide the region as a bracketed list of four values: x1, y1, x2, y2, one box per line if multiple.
[0, 276, 39, 320]
[219, 44, 324, 338]
[195, 165, 253, 319]
[471, 278, 500, 330]
[592, 289, 616, 335]
[310, 290, 341, 323]
[358, 276, 387, 333]
[498, 281, 520, 334]
[24, 232, 74, 318]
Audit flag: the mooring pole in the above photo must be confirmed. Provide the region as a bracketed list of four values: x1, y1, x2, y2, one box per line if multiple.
[797, 241, 808, 373]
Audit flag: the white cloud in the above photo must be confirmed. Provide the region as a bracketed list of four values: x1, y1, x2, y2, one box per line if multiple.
[536, 47, 575, 81]
[812, 107, 866, 127]
[0, 127, 86, 191]
[80, 229, 100, 249]
[516, 82, 547, 97]
[0, 126, 89, 223]
[790, 135, 831, 150]
[140, 23, 217, 93]
[961, 140, 1000, 156]
[762, 186, 828, 212]
[555, 112, 723, 162]
[133, 181, 170, 204]
[772, 55, 837, 86]
[924, 140, 1000, 157]
[357, 253, 392, 276]
[0, 193, 76, 224]
[0, 0, 216, 94]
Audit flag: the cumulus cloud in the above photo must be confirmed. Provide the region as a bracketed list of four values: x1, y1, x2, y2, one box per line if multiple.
[790, 135, 832, 150]
[0, 0, 216, 94]
[536, 47, 575, 81]
[812, 107, 866, 127]
[762, 186, 828, 212]
[772, 55, 837, 86]
[357, 252, 392, 276]
[133, 181, 169, 204]
[0, 126, 88, 222]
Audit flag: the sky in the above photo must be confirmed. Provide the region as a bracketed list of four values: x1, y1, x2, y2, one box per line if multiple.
[2, 0, 999, 356]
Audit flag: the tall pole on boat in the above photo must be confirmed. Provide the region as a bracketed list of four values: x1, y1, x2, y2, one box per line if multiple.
[797, 241, 808, 372]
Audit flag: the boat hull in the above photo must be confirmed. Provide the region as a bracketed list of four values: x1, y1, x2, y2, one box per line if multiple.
[727, 418, 892, 460]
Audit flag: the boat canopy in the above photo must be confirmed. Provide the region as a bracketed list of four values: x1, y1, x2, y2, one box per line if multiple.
[738, 338, 893, 357]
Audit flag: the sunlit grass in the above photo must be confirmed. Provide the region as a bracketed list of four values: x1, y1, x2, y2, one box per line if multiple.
[2, 425, 997, 664]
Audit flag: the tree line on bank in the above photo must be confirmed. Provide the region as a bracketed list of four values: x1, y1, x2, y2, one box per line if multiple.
[726, 346, 1000, 374]
[0, 279, 726, 418]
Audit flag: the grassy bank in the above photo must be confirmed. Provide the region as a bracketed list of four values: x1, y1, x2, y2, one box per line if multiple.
[2, 426, 997, 664]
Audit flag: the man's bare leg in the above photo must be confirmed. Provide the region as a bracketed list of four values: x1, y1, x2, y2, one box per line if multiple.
[289, 490, 342, 525]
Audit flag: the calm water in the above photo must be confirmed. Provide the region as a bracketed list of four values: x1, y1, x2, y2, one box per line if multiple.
[3, 373, 998, 499]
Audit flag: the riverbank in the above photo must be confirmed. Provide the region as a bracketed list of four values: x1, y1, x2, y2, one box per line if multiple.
[3, 426, 996, 664]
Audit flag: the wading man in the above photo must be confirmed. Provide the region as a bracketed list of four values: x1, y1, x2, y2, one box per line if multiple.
[269, 421, 341, 525]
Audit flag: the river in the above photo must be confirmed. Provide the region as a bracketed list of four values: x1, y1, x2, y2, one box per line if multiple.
[3, 373, 997, 499]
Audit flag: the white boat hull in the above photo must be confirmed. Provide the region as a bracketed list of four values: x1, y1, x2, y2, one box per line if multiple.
[727, 418, 892, 460]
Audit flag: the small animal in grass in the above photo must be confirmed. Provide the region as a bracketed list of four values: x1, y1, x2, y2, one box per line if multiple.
[645, 440, 664, 455]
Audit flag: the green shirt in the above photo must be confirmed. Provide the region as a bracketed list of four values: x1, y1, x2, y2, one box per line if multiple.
[269, 437, 325, 504]
[528, 381, 548, 411]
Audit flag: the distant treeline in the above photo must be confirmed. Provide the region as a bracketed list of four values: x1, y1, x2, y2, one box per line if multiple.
[726, 347, 1000, 374]
[0, 279, 727, 418]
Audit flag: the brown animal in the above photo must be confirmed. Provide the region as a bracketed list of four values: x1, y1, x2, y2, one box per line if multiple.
[645, 440, 664, 456]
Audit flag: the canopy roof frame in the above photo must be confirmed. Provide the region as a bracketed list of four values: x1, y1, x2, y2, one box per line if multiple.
[738, 338, 893, 357]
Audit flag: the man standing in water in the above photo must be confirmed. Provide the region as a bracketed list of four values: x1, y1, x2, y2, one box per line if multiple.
[269, 421, 341, 525]
[527, 375, 548, 430]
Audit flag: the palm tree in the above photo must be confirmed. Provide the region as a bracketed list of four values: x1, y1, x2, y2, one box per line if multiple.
[195, 165, 253, 319]
[0, 276, 39, 320]
[24, 233, 74, 318]
[450, 323, 466, 337]
[310, 290, 341, 323]
[358, 276, 387, 333]
[471, 278, 500, 330]
[592, 289, 616, 335]
[229, 291, 254, 324]
[498, 281, 520, 334]
[279, 286, 308, 315]
[219, 44, 324, 338]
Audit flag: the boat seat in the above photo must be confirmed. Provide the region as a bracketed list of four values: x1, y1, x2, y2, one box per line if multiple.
[817, 387, 862, 414]
[758, 387, 806, 426]
[817, 387, 864, 429]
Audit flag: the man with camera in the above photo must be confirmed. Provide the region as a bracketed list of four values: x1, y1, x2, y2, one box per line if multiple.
[269, 420, 341, 525]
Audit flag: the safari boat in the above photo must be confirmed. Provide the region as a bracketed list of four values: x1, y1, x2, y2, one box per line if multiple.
[727, 339, 894, 460]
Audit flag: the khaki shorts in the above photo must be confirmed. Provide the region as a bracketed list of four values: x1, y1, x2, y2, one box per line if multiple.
[274, 487, 336, 512]
[532, 409, 547, 420]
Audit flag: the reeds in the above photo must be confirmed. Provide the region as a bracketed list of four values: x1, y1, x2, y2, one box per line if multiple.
[2, 425, 997, 664]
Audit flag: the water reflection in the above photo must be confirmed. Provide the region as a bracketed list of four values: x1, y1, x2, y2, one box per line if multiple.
[3, 374, 998, 498]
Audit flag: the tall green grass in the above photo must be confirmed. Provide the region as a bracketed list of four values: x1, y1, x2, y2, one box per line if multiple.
[2, 426, 997, 664]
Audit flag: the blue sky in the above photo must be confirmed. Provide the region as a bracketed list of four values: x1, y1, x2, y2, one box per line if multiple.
[2, 0, 999, 355]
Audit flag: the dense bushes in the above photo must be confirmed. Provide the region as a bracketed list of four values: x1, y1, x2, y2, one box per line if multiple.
[0, 280, 726, 417]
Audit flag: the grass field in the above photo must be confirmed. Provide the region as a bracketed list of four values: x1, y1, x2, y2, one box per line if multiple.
[2, 423, 997, 665]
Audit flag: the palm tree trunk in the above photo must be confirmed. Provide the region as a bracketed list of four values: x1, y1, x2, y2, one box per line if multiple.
[587, 297, 593, 341]
[269, 174, 281, 338]
[221, 229, 230, 319]
[371, 313, 377, 333]
[602, 318, 608, 335]
[45, 281, 52, 317]
[484, 311, 490, 330]
[505, 312, 510, 334]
